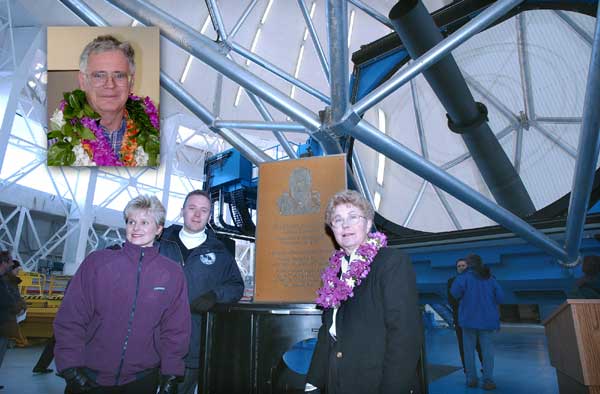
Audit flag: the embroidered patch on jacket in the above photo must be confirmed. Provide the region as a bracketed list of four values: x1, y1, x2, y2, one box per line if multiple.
[153, 286, 166, 291]
[200, 252, 216, 265]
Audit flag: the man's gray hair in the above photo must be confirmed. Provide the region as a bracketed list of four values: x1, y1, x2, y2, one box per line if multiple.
[124, 195, 166, 227]
[80, 35, 136, 75]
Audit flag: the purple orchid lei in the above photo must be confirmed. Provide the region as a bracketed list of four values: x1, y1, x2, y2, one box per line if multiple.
[48, 89, 160, 166]
[129, 94, 159, 129]
[80, 117, 122, 166]
[315, 231, 387, 309]
[143, 96, 159, 129]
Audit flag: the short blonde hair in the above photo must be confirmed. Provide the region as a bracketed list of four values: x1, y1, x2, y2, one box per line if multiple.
[123, 195, 165, 226]
[324, 189, 374, 226]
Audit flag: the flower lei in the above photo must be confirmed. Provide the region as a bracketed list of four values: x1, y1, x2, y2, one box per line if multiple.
[315, 232, 387, 309]
[47, 89, 160, 166]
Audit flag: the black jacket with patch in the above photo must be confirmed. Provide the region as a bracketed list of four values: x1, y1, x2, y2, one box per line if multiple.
[159, 225, 244, 368]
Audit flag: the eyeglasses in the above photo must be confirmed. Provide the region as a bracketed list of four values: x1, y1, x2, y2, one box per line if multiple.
[86, 71, 130, 87]
[330, 214, 366, 229]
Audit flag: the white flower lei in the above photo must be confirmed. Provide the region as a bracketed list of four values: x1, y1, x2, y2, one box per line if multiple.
[72, 144, 96, 166]
[134, 146, 149, 166]
[50, 109, 66, 130]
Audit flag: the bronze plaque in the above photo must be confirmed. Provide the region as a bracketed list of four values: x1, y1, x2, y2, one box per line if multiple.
[254, 155, 347, 302]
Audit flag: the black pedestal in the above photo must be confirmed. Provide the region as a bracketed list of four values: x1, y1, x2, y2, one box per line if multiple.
[199, 303, 321, 394]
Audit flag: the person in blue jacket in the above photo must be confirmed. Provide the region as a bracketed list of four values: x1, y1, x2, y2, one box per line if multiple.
[159, 189, 244, 394]
[451, 253, 505, 391]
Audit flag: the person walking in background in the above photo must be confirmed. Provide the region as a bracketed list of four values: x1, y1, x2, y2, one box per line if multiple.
[32, 335, 55, 374]
[0, 250, 19, 391]
[159, 189, 244, 394]
[568, 255, 600, 299]
[3, 260, 28, 348]
[54, 195, 191, 394]
[451, 253, 505, 391]
[33, 279, 71, 375]
[447, 257, 482, 373]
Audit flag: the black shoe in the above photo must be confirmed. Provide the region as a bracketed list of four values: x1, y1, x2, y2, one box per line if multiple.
[0, 385, 4, 389]
[482, 380, 497, 390]
[32, 367, 53, 374]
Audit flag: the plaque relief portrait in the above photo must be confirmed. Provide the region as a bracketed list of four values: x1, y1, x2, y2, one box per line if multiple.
[277, 167, 321, 216]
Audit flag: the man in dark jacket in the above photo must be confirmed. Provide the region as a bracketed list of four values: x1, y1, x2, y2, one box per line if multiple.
[0, 250, 17, 391]
[159, 190, 244, 394]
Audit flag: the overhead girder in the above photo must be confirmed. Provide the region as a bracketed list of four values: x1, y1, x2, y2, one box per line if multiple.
[45, 0, 600, 266]
[388, 0, 535, 217]
[98, 0, 576, 263]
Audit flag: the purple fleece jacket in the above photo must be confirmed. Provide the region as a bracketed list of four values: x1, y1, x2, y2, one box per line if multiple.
[54, 241, 191, 386]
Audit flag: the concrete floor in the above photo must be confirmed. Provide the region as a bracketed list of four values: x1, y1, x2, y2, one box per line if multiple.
[427, 324, 559, 394]
[0, 342, 60, 393]
[0, 324, 559, 394]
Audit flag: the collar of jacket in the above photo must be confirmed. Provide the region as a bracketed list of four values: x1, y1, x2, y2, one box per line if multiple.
[162, 224, 217, 242]
[122, 241, 160, 261]
[5, 273, 21, 285]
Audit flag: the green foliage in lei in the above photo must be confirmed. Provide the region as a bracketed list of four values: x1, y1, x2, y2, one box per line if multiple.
[47, 90, 98, 166]
[47, 89, 160, 166]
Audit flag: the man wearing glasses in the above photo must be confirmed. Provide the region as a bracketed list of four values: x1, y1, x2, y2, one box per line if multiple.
[77, 35, 135, 160]
[47, 33, 159, 166]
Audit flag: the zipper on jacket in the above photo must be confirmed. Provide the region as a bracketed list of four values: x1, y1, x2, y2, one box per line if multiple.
[115, 249, 144, 385]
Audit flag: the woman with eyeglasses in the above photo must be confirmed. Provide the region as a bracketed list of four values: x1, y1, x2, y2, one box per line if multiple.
[305, 189, 423, 394]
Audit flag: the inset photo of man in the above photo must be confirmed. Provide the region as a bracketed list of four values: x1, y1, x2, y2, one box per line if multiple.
[46, 27, 160, 167]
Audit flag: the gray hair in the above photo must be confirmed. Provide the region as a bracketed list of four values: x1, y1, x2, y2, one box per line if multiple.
[80, 35, 136, 75]
[324, 189, 375, 227]
[123, 195, 166, 227]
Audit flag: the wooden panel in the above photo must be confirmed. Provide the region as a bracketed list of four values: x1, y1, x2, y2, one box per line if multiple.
[557, 371, 600, 394]
[544, 300, 600, 386]
[545, 302, 584, 383]
[572, 303, 600, 385]
[254, 155, 346, 302]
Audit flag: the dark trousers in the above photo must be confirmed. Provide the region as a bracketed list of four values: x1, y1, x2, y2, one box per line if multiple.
[33, 335, 55, 370]
[178, 367, 199, 394]
[65, 371, 158, 394]
[0, 336, 8, 368]
[455, 324, 482, 372]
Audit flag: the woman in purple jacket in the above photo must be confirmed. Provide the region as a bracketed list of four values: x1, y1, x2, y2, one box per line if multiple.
[54, 195, 191, 394]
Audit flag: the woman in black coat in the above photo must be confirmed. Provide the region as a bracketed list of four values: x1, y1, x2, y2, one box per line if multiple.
[305, 190, 423, 394]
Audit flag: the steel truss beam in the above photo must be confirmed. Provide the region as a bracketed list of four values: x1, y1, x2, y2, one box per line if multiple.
[563, 4, 600, 263]
[59, 0, 271, 166]
[98, 0, 577, 261]
[0, 27, 42, 170]
[58, 0, 598, 264]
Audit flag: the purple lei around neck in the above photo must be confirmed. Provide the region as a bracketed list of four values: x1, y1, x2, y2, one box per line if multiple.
[80, 117, 122, 166]
[143, 96, 159, 129]
[315, 231, 387, 309]
[129, 94, 159, 129]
